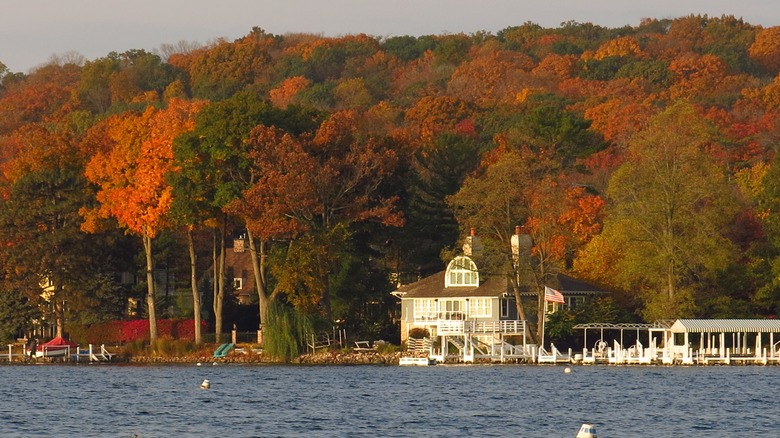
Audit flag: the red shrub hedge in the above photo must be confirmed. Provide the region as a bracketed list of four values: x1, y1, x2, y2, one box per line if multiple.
[70, 319, 209, 344]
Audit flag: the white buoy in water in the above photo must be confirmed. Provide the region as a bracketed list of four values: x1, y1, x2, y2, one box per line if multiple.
[200, 379, 211, 389]
[564, 367, 572, 374]
[576, 423, 597, 438]
[196, 362, 202, 366]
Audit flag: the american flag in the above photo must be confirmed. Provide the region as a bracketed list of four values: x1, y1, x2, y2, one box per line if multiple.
[544, 286, 565, 304]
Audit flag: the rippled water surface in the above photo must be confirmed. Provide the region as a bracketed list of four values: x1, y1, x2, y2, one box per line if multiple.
[1, 363, 776, 437]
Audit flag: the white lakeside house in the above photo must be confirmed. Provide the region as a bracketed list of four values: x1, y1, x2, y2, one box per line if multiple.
[392, 254, 532, 363]
[391, 228, 607, 363]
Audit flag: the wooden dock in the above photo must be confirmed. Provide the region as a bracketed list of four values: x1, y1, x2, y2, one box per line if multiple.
[2, 343, 114, 363]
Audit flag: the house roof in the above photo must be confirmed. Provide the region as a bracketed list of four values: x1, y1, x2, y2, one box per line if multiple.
[393, 271, 508, 299]
[556, 273, 606, 294]
[514, 273, 607, 297]
[392, 271, 606, 299]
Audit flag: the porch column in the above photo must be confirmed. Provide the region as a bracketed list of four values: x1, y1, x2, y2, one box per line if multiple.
[700, 331, 704, 356]
[583, 329, 588, 352]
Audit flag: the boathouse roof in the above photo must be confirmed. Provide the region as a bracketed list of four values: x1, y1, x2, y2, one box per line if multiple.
[573, 321, 673, 330]
[670, 319, 780, 333]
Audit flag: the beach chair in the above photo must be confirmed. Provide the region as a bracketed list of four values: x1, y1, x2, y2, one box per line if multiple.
[353, 341, 374, 352]
[213, 343, 235, 358]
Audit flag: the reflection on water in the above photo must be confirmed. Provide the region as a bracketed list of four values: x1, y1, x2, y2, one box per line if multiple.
[0, 364, 776, 437]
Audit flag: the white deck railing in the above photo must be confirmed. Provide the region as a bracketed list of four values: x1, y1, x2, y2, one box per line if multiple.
[434, 320, 525, 335]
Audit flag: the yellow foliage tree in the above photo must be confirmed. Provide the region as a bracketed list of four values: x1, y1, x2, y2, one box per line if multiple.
[748, 27, 780, 72]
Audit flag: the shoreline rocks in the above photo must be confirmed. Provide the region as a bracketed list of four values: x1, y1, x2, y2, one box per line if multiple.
[125, 349, 406, 365]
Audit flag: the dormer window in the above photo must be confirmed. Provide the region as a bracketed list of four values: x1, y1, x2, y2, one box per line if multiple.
[445, 256, 479, 287]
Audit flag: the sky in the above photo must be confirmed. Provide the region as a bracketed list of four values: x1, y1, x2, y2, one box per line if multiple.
[1, 0, 778, 73]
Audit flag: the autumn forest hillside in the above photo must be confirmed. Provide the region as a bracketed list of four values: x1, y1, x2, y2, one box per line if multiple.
[1, 15, 780, 344]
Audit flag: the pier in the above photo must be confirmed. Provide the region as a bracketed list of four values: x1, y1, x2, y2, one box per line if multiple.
[2, 343, 114, 363]
[409, 319, 780, 365]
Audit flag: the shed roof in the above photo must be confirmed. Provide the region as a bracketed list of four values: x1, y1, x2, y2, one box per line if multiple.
[670, 319, 780, 333]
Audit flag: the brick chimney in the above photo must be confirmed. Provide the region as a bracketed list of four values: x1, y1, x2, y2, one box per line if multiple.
[511, 225, 532, 259]
[463, 227, 483, 256]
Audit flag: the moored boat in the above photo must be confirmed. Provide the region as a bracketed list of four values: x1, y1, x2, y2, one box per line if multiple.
[576, 423, 597, 438]
[35, 336, 78, 358]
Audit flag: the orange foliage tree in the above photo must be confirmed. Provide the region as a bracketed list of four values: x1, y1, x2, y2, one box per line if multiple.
[584, 97, 655, 144]
[81, 98, 206, 342]
[748, 27, 780, 73]
[668, 53, 729, 100]
[168, 34, 273, 99]
[447, 46, 535, 106]
[403, 95, 474, 144]
[268, 76, 311, 108]
[593, 36, 645, 60]
[0, 63, 80, 134]
[232, 110, 404, 320]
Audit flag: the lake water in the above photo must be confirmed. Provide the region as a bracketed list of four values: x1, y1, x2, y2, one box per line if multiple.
[1, 363, 775, 437]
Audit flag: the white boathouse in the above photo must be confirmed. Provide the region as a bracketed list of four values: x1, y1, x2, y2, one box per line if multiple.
[574, 319, 780, 365]
[665, 319, 780, 365]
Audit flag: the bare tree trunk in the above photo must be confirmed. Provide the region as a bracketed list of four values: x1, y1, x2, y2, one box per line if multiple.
[187, 228, 202, 344]
[212, 229, 218, 340]
[510, 234, 537, 345]
[510, 264, 529, 322]
[535, 263, 548, 346]
[213, 224, 226, 344]
[143, 234, 158, 342]
[537, 288, 545, 346]
[54, 282, 64, 339]
[321, 270, 332, 324]
[510, 276, 530, 339]
[246, 229, 270, 326]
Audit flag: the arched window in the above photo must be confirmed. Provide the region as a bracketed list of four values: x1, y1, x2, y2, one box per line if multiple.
[445, 256, 479, 287]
